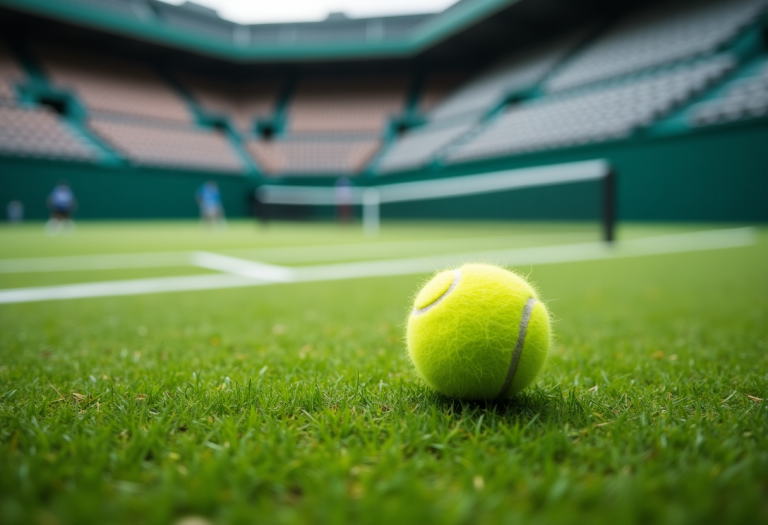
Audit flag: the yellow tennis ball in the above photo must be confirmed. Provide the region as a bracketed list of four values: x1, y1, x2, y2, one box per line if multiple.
[406, 263, 551, 400]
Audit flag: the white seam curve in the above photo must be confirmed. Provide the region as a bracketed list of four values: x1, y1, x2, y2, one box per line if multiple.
[413, 268, 461, 315]
[496, 297, 537, 400]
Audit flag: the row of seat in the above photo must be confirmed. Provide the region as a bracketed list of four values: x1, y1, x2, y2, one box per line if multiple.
[448, 56, 733, 163]
[37, 46, 193, 124]
[23, 45, 455, 173]
[417, 0, 765, 128]
[690, 61, 768, 127]
[0, 103, 99, 161]
[89, 117, 244, 173]
[1, 0, 766, 175]
[545, 0, 766, 93]
[32, 45, 452, 135]
[378, 0, 765, 174]
[247, 138, 381, 175]
[0, 98, 381, 174]
[177, 73, 280, 134]
[183, 75, 458, 135]
[377, 120, 476, 173]
[428, 32, 586, 123]
[0, 44, 101, 162]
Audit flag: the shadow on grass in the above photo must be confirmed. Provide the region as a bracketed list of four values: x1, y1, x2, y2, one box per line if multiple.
[420, 385, 585, 425]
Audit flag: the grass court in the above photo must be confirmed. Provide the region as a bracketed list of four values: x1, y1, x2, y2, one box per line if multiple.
[0, 221, 766, 525]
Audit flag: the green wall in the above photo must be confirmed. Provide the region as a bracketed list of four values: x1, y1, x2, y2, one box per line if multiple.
[1, 120, 766, 222]
[376, 120, 768, 222]
[0, 159, 251, 220]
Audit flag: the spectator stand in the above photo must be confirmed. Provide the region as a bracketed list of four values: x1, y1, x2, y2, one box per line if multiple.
[247, 75, 410, 177]
[374, 30, 589, 175]
[0, 39, 104, 163]
[438, 0, 768, 168]
[649, 17, 768, 136]
[169, 71, 262, 175]
[362, 73, 434, 176]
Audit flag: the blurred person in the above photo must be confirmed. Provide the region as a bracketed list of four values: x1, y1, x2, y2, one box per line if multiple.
[335, 177, 353, 224]
[196, 181, 226, 229]
[7, 200, 23, 224]
[46, 181, 77, 236]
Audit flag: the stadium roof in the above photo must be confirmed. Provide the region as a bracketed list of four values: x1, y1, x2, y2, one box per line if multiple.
[0, 0, 625, 63]
[0, 0, 511, 61]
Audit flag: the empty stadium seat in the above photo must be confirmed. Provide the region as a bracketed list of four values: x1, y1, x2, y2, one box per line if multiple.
[546, 0, 766, 93]
[690, 62, 768, 126]
[90, 117, 244, 172]
[427, 31, 586, 122]
[177, 73, 281, 134]
[448, 56, 734, 164]
[288, 77, 407, 133]
[247, 138, 380, 175]
[377, 121, 475, 173]
[36, 46, 193, 124]
[418, 73, 467, 114]
[0, 103, 98, 161]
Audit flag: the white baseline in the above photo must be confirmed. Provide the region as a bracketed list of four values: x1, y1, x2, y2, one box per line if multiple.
[0, 228, 755, 305]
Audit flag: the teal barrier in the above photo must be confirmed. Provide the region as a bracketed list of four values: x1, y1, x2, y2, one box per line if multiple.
[1, 119, 767, 222]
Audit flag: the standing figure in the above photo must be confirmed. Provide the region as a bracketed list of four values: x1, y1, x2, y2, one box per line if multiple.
[46, 181, 77, 236]
[335, 177, 353, 224]
[196, 181, 226, 229]
[6, 200, 24, 224]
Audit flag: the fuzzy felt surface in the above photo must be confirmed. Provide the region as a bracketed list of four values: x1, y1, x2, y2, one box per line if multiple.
[407, 263, 551, 400]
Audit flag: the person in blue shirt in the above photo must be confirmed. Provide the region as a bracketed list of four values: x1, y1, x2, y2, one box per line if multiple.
[46, 181, 77, 236]
[196, 181, 226, 229]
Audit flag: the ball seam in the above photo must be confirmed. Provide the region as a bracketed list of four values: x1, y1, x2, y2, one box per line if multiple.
[495, 297, 537, 400]
[412, 268, 461, 315]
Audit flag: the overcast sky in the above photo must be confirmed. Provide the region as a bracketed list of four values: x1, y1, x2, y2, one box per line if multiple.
[158, 0, 457, 24]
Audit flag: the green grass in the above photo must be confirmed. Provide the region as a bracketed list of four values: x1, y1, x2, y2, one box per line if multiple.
[0, 221, 766, 525]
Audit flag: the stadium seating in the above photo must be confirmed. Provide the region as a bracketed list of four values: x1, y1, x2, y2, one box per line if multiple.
[247, 137, 380, 175]
[690, 61, 768, 126]
[287, 77, 408, 133]
[417, 73, 467, 114]
[427, 32, 586, 123]
[178, 74, 281, 133]
[250, 76, 405, 174]
[0, 103, 98, 161]
[0, 41, 23, 101]
[36, 46, 192, 123]
[448, 56, 734, 163]
[546, 0, 766, 93]
[90, 117, 244, 172]
[376, 121, 476, 173]
[375, 32, 586, 173]
[2, 0, 766, 179]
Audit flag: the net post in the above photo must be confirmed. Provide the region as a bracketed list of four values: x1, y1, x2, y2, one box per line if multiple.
[362, 188, 380, 237]
[602, 167, 616, 244]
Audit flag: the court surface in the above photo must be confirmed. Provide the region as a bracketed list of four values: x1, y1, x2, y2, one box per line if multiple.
[0, 221, 766, 525]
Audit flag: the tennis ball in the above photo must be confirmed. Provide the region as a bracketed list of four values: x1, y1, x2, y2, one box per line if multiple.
[407, 263, 550, 400]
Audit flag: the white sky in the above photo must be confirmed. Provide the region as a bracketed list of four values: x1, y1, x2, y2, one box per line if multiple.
[158, 0, 458, 24]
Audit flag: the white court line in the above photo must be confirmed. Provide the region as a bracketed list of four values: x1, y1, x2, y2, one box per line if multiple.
[225, 232, 592, 263]
[0, 251, 192, 273]
[0, 228, 755, 305]
[0, 233, 590, 273]
[0, 274, 261, 304]
[291, 227, 756, 282]
[191, 252, 295, 282]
